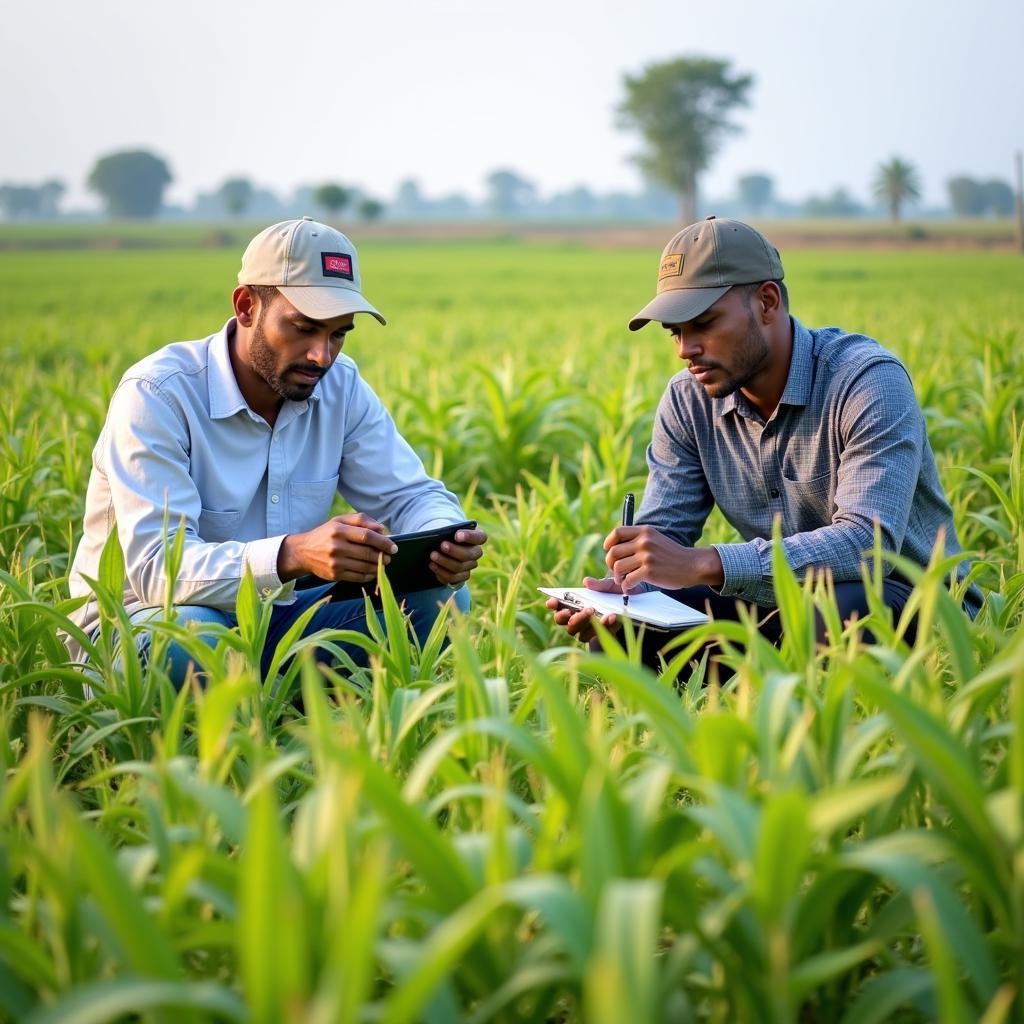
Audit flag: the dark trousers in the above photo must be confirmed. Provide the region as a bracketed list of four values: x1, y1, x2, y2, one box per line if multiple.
[639, 577, 917, 669]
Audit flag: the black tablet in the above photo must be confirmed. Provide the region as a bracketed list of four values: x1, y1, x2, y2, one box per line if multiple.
[325, 519, 478, 601]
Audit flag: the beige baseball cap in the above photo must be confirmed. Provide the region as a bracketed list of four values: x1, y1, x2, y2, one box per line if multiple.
[629, 216, 784, 331]
[238, 216, 385, 325]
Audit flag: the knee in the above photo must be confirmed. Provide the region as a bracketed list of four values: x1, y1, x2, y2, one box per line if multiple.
[160, 606, 233, 690]
[402, 585, 470, 637]
[171, 606, 235, 632]
[451, 584, 471, 615]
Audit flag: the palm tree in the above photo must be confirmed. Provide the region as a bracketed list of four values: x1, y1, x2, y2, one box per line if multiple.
[872, 157, 921, 223]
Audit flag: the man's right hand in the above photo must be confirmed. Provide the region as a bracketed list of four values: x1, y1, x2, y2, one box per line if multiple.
[277, 513, 398, 583]
[545, 576, 625, 645]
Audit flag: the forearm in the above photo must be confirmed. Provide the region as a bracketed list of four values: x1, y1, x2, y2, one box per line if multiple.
[127, 533, 287, 608]
[713, 516, 879, 606]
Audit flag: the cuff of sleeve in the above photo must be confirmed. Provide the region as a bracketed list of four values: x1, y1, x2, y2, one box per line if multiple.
[244, 536, 286, 599]
[712, 542, 765, 599]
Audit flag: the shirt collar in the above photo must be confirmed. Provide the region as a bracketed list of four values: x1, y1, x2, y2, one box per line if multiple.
[716, 316, 812, 418]
[777, 317, 813, 408]
[208, 317, 318, 421]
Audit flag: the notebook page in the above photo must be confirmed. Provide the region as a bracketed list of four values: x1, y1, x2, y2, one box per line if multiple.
[539, 587, 708, 627]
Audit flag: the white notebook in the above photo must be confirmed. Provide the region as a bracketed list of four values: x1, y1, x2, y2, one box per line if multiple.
[539, 587, 709, 631]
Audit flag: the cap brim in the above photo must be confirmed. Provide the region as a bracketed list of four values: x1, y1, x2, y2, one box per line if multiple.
[627, 285, 730, 331]
[278, 285, 386, 326]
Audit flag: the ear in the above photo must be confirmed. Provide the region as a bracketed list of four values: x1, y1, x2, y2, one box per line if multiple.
[756, 282, 783, 325]
[233, 285, 257, 327]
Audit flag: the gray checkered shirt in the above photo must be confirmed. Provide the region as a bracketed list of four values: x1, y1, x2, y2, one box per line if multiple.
[637, 317, 981, 614]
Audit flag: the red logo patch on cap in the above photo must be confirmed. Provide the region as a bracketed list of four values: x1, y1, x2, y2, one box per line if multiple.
[321, 253, 354, 281]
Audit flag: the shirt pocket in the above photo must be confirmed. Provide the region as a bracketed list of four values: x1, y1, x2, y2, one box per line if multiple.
[289, 474, 340, 533]
[779, 468, 835, 532]
[197, 507, 243, 543]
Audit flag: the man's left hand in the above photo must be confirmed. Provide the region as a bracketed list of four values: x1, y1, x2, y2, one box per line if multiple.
[604, 525, 724, 593]
[429, 527, 488, 587]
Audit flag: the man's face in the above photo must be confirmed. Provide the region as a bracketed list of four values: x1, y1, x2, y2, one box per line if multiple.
[663, 286, 770, 400]
[247, 293, 355, 402]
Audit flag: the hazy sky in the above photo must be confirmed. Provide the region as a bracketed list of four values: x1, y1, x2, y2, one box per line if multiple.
[3, 0, 1021, 210]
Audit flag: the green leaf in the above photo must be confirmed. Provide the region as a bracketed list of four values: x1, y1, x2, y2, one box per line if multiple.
[752, 789, 811, 926]
[97, 525, 126, 594]
[23, 978, 246, 1024]
[238, 775, 310, 1021]
[841, 968, 933, 1024]
[63, 810, 179, 979]
[584, 879, 663, 1024]
[378, 886, 507, 1024]
[808, 775, 908, 837]
[789, 939, 881, 1002]
[914, 887, 974, 1023]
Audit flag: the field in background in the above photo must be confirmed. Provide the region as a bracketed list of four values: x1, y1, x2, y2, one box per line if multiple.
[1, 240, 1023, 1021]
[0, 216, 1019, 252]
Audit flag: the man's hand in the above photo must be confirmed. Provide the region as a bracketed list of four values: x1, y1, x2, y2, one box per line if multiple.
[604, 525, 724, 593]
[545, 576, 624, 645]
[429, 527, 488, 587]
[278, 513, 398, 583]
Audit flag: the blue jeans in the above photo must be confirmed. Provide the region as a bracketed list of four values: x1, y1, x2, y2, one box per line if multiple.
[127, 583, 470, 689]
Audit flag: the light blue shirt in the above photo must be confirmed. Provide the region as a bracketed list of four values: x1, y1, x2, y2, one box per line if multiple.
[67, 318, 465, 652]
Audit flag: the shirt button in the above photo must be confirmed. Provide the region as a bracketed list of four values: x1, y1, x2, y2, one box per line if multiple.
[271, 494, 280, 504]
[770, 488, 780, 498]
[262, 587, 273, 597]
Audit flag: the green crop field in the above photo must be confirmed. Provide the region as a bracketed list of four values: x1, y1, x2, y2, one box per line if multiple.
[1, 238, 1023, 1023]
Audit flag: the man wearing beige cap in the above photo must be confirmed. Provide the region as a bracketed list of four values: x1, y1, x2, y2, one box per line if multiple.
[549, 216, 980, 657]
[67, 217, 486, 686]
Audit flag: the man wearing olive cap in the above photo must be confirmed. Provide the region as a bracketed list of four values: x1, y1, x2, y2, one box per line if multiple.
[67, 217, 487, 686]
[549, 216, 980, 655]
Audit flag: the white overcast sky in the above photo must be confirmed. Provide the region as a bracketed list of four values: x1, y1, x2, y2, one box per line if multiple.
[3, 0, 1021, 209]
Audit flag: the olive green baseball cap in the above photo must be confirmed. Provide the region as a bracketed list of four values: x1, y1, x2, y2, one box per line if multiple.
[628, 216, 784, 331]
[238, 216, 386, 325]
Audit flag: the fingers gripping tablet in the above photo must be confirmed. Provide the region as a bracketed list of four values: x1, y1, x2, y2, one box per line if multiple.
[326, 520, 477, 600]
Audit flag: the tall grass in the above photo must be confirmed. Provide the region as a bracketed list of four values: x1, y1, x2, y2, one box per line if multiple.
[1, 242, 1023, 1021]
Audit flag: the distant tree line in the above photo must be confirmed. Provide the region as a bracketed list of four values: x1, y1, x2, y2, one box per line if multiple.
[947, 177, 1015, 217]
[1, 56, 1019, 227]
[0, 181, 65, 220]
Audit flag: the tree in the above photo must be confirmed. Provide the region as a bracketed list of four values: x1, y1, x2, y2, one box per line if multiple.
[618, 56, 752, 224]
[313, 183, 351, 218]
[802, 188, 864, 218]
[947, 176, 986, 217]
[393, 179, 425, 218]
[217, 177, 253, 217]
[0, 180, 66, 221]
[357, 197, 384, 221]
[981, 179, 1014, 217]
[872, 157, 921, 222]
[0, 184, 41, 220]
[87, 150, 172, 218]
[737, 173, 774, 215]
[485, 169, 536, 218]
[36, 180, 65, 219]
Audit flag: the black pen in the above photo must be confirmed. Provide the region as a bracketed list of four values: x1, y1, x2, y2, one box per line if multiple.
[621, 492, 635, 608]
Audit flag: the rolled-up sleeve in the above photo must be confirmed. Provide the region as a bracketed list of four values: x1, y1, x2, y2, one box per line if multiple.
[103, 379, 285, 609]
[713, 360, 923, 605]
[337, 374, 466, 533]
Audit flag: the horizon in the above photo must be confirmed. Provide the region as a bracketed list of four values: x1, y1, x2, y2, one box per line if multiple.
[2, 0, 1022, 213]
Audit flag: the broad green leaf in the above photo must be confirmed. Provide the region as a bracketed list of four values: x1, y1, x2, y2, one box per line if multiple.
[583, 879, 663, 1024]
[23, 978, 245, 1024]
[238, 775, 310, 1022]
